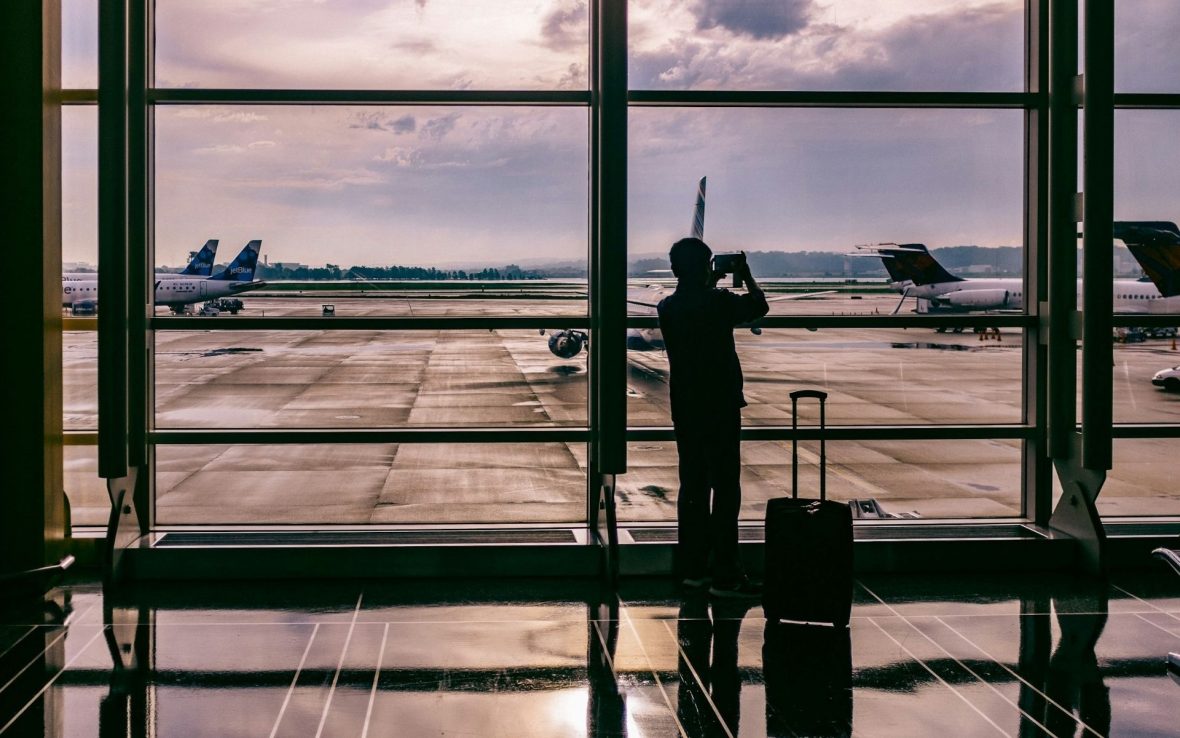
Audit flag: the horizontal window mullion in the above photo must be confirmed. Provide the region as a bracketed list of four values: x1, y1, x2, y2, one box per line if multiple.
[1111, 314, 1180, 327]
[627, 90, 1037, 109]
[64, 432, 99, 446]
[626, 315, 1034, 329]
[628, 425, 1033, 442]
[148, 89, 591, 106]
[151, 428, 592, 444]
[1114, 93, 1180, 109]
[60, 90, 98, 104]
[1110, 425, 1180, 439]
[150, 316, 591, 331]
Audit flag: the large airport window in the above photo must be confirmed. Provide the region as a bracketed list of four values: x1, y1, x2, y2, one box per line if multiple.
[1115, 0, 1180, 93]
[62, 0, 97, 89]
[153, 0, 589, 90]
[1115, 111, 1180, 231]
[62, 106, 98, 278]
[628, 0, 1025, 92]
[628, 108, 1025, 318]
[626, 327, 1024, 427]
[153, 105, 589, 318]
[153, 330, 588, 429]
[155, 442, 588, 525]
[616, 439, 1022, 523]
[1098, 439, 1180, 517]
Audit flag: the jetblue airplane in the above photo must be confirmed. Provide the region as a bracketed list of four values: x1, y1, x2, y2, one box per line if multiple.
[862, 229, 1180, 315]
[544, 178, 832, 357]
[62, 239, 220, 282]
[61, 240, 265, 312]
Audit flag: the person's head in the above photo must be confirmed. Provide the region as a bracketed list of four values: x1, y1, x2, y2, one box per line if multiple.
[669, 237, 712, 285]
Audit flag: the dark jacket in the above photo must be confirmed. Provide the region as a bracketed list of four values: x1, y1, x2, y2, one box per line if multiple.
[657, 285, 769, 425]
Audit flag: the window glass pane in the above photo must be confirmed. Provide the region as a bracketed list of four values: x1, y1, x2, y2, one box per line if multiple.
[629, 0, 1024, 91]
[155, 330, 587, 429]
[1116, 0, 1180, 93]
[627, 327, 1023, 426]
[154, 106, 587, 317]
[63, 106, 98, 274]
[617, 439, 1022, 522]
[154, 0, 588, 90]
[156, 443, 586, 525]
[64, 331, 97, 430]
[1098, 438, 1180, 516]
[62, 0, 98, 89]
[1112, 340, 1180, 424]
[629, 108, 1024, 317]
[65, 444, 106, 527]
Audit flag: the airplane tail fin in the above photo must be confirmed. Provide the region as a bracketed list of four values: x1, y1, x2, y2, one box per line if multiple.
[179, 239, 219, 276]
[690, 176, 706, 239]
[211, 240, 262, 282]
[873, 243, 930, 283]
[879, 244, 962, 286]
[1114, 221, 1180, 297]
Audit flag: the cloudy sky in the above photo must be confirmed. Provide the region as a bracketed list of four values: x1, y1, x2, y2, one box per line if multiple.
[60, 0, 1180, 269]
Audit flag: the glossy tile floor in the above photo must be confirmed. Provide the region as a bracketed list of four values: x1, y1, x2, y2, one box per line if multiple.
[2, 572, 1179, 737]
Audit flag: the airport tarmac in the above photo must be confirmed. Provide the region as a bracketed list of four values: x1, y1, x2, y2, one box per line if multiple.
[62, 292, 1180, 526]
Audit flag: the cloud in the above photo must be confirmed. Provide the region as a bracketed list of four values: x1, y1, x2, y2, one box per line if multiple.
[421, 113, 460, 141]
[235, 168, 386, 191]
[630, 2, 1024, 91]
[193, 144, 245, 155]
[540, 0, 588, 51]
[248, 140, 277, 149]
[692, 0, 813, 40]
[349, 112, 418, 133]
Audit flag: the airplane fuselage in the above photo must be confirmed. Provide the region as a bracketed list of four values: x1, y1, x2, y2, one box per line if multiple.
[897, 277, 1179, 313]
[61, 276, 264, 307]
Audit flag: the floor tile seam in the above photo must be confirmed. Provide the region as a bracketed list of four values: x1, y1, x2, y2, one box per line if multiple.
[1111, 584, 1180, 625]
[0, 625, 108, 735]
[1132, 612, 1180, 641]
[268, 622, 321, 738]
[359, 622, 389, 738]
[932, 615, 1101, 738]
[871, 605, 1056, 736]
[316, 593, 364, 738]
[618, 601, 688, 737]
[0, 603, 100, 698]
[659, 618, 735, 738]
[865, 616, 1010, 737]
[0, 627, 38, 666]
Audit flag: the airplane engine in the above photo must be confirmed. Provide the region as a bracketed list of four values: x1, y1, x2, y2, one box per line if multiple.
[939, 289, 1010, 309]
[548, 329, 587, 359]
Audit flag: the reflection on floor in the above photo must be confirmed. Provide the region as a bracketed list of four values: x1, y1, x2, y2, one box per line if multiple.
[2, 572, 1179, 736]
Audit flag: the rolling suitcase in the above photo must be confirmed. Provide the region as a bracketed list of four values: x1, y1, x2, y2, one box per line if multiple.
[762, 389, 853, 627]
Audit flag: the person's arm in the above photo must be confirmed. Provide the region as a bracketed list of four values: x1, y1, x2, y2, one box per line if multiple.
[734, 255, 769, 322]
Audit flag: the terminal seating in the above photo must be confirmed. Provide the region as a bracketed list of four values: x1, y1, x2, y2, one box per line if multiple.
[1152, 546, 1180, 684]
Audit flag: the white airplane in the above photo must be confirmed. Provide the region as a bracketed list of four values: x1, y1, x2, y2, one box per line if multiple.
[61, 240, 265, 312]
[860, 228, 1180, 315]
[543, 178, 833, 358]
[62, 239, 220, 283]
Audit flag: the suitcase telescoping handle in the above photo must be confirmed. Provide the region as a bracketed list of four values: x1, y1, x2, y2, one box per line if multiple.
[789, 389, 828, 500]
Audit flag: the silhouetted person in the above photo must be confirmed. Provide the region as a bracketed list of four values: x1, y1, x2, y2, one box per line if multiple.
[657, 237, 768, 597]
[676, 593, 754, 736]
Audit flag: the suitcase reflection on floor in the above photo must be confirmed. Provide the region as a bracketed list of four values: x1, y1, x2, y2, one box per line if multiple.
[763, 621, 854, 738]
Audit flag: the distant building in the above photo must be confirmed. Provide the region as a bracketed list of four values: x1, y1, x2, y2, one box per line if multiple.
[270, 261, 308, 271]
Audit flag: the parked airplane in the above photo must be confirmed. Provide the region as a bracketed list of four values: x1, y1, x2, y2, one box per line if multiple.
[62, 239, 220, 282]
[1113, 221, 1180, 300]
[862, 232, 1180, 315]
[61, 240, 264, 312]
[543, 177, 833, 357]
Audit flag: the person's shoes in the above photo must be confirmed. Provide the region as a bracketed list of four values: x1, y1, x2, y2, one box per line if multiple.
[681, 574, 711, 590]
[708, 577, 762, 599]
